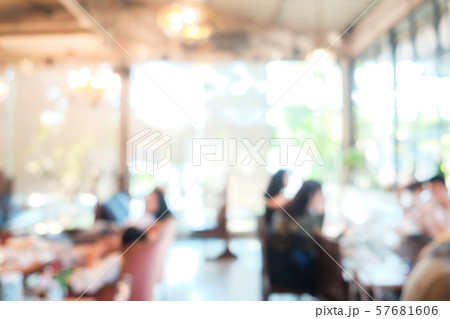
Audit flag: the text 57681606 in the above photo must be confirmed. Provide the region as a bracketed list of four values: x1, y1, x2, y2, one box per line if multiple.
[375, 305, 438, 316]
[315, 305, 440, 318]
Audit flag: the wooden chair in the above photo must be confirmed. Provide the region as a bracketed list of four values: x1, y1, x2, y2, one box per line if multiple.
[191, 204, 227, 239]
[0, 231, 11, 245]
[396, 234, 431, 266]
[192, 202, 237, 260]
[314, 234, 349, 301]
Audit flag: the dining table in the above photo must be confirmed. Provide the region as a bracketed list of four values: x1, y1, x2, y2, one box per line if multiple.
[339, 225, 411, 301]
[0, 229, 122, 301]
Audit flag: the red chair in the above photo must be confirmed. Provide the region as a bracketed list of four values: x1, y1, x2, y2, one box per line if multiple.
[120, 242, 160, 300]
[94, 219, 176, 301]
[121, 219, 176, 301]
[90, 243, 159, 301]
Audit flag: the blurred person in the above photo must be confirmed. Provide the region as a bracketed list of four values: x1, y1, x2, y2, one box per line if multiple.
[146, 188, 172, 221]
[70, 227, 147, 295]
[69, 203, 120, 244]
[96, 192, 130, 224]
[0, 171, 13, 229]
[397, 181, 427, 236]
[421, 175, 450, 238]
[396, 181, 434, 266]
[429, 175, 450, 207]
[130, 188, 174, 242]
[266, 180, 325, 294]
[264, 170, 289, 224]
[401, 231, 450, 301]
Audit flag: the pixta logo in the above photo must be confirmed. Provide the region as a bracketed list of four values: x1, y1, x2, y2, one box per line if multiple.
[126, 129, 172, 176]
[192, 138, 325, 167]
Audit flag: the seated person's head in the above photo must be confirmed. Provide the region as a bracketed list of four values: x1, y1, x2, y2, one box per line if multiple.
[266, 169, 289, 198]
[121, 227, 147, 248]
[407, 181, 423, 196]
[287, 180, 323, 217]
[145, 187, 172, 220]
[399, 181, 423, 208]
[428, 175, 448, 205]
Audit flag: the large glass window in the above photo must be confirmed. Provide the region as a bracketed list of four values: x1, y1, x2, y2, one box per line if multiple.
[353, 37, 396, 187]
[352, 0, 450, 187]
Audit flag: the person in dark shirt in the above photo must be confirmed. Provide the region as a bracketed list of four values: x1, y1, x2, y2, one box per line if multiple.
[264, 170, 289, 224]
[146, 188, 173, 221]
[266, 180, 325, 293]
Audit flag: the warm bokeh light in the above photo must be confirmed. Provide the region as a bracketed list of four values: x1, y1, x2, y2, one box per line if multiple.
[158, 3, 214, 41]
[181, 8, 197, 24]
[66, 66, 121, 106]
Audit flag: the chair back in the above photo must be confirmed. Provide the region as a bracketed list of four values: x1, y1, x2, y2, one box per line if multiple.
[314, 235, 349, 300]
[122, 219, 176, 300]
[121, 241, 160, 301]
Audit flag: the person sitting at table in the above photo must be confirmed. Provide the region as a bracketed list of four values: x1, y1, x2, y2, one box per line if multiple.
[96, 192, 131, 225]
[423, 175, 450, 238]
[264, 169, 289, 224]
[399, 175, 450, 238]
[0, 171, 13, 229]
[395, 181, 433, 265]
[401, 231, 450, 301]
[409, 175, 450, 239]
[70, 227, 147, 296]
[397, 181, 425, 235]
[266, 180, 325, 294]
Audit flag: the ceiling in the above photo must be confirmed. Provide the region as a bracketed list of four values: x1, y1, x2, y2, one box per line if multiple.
[0, 0, 427, 62]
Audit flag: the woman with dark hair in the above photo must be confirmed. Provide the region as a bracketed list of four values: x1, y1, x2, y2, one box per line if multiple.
[266, 180, 325, 293]
[264, 170, 289, 224]
[128, 187, 173, 234]
[147, 188, 173, 221]
[141, 187, 175, 242]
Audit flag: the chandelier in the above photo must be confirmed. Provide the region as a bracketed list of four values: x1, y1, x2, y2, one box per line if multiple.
[67, 67, 121, 106]
[157, 3, 214, 42]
